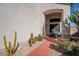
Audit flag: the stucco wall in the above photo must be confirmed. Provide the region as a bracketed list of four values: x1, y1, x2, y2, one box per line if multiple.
[0, 3, 70, 49]
[70, 26, 78, 35]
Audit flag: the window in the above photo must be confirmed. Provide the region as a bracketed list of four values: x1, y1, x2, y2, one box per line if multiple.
[49, 23, 60, 34]
[50, 18, 60, 22]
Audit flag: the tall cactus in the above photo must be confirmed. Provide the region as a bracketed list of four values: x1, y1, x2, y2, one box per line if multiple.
[3, 35, 8, 49]
[3, 32, 19, 56]
[13, 31, 17, 49]
[8, 42, 12, 55]
[28, 33, 36, 47]
[3, 35, 9, 55]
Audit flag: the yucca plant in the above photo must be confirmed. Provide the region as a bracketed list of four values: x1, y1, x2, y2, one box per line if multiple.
[3, 32, 19, 56]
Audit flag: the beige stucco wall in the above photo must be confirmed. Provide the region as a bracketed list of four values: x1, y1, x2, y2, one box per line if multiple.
[37, 3, 70, 35]
[0, 3, 70, 49]
[70, 26, 78, 35]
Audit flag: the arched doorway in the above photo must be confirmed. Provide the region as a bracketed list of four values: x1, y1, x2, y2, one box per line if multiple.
[44, 9, 63, 37]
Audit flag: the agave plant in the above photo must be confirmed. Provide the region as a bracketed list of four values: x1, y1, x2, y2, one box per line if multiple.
[3, 32, 19, 56]
[35, 34, 44, 41]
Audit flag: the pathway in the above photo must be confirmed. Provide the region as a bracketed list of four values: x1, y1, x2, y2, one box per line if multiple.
[28, 38, 54, 56]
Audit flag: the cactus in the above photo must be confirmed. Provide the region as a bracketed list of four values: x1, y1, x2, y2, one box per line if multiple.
[8, 42, 13, 55]
[3, 35, 8, 49]
[12, 43, 19, 55]
[13, 31, 17, 49]
[32, 37, 36, 44]
[3, 32, 19, 56]
[3, 35, 9, 55]
[28, 33, 36, 47]
[28, 33, 33, 47]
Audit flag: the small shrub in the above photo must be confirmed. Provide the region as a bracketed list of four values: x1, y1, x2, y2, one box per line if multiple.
[35, 34, 44, 41]
[57, 38, 79, 56]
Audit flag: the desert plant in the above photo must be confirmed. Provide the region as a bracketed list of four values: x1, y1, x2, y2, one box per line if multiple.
[13, 32, 17, 49]
[34, 37, 38, 41]
[35, 34, 44, 41]
[3, 35, 8, 49]
[32, 37, 36, 44]
[3, 32, 19, 56]
[57, 39, 79, 56]
[28, 33, 36, 47]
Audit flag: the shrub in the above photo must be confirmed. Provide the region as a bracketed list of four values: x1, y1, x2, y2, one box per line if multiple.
[57, 38, 79, 56]
[35, 34, 44, 41]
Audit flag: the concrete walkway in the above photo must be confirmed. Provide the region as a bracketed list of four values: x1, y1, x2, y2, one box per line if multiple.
[14, 40, 45, 56]
[28, 39, 53, 56]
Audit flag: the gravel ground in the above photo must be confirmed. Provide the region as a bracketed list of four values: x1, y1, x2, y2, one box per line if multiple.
[49, 50, 62, 56]
[49, 39, 63, 56]
[0, 40, 45, 56]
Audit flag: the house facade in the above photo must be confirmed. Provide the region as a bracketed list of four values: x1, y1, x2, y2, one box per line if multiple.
[0, 3, 71, 50]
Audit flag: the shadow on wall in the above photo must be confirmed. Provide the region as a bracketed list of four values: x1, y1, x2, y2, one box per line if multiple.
[42, 24, 45, 36]
[72, 31, 79, 37]
[70, 25, 79, 41]
[71, 30, 79, 41]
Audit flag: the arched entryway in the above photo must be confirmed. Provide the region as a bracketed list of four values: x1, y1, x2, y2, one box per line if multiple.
[44, 9, 63, 37]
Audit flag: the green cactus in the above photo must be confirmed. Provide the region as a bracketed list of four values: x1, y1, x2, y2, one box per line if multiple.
[3, 35, 9, 55]
[28, 33, 37, 47]
[12, 43, 19, 55]
[3, 32, 19, 56]
[8, 42, 13, 55]
[3, 35, 8, 49]
[13, 31, 17, 49]
[32, 38, 36, 44]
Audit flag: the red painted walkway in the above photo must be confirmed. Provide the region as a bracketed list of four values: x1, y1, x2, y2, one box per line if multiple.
[28, 39, 53, 56]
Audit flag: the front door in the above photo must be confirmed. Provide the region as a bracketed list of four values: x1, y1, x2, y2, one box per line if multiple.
[50, 23, 58, 35]
[45, 18, 60, 36]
